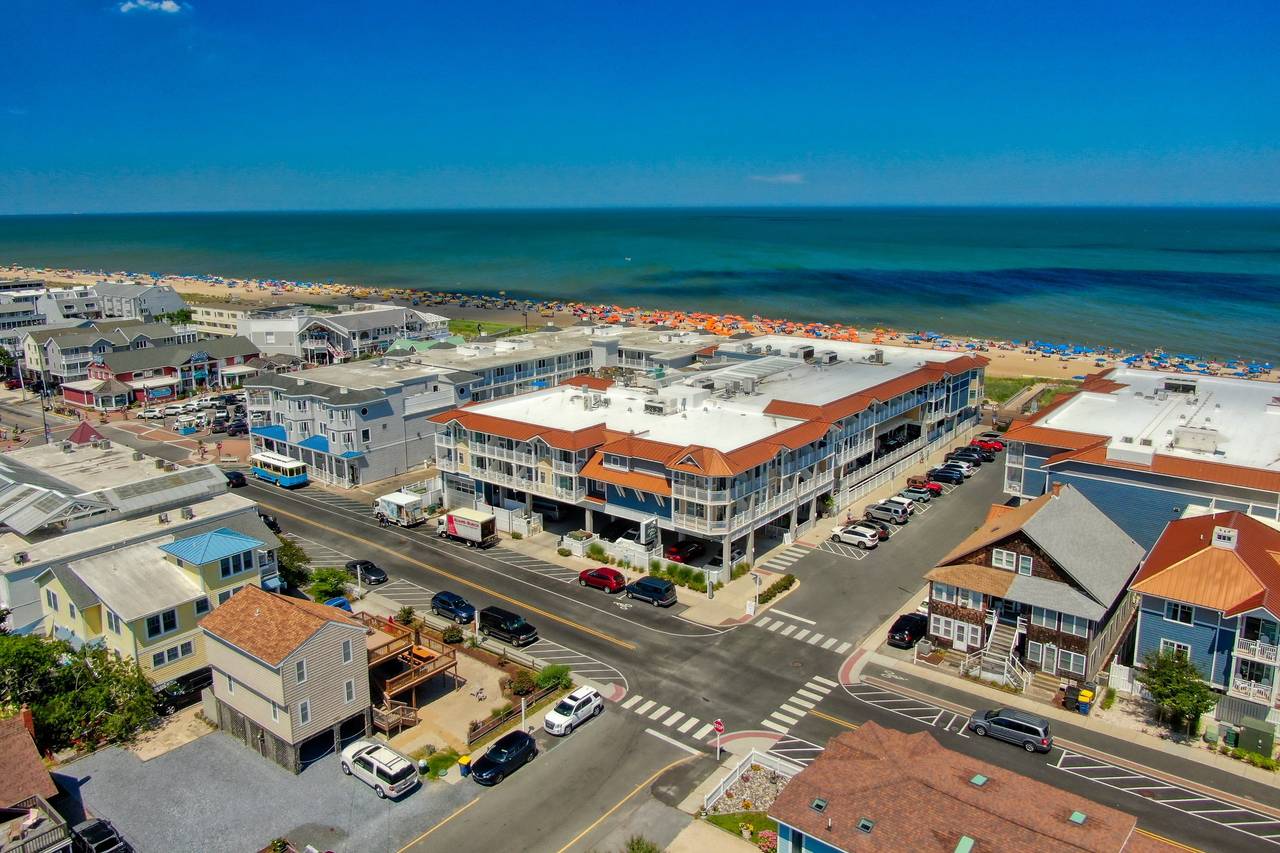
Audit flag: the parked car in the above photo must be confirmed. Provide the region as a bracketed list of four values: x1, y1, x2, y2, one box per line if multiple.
[431, 590, 475, 623]
[884, 495, 917, 515]
[907, 476, 945, 496]
[543, 685, 604, 735]
[886, 612, 929, 648]
[258, 511, 281, 533]
[900, 487, 934, 503]
[211, 419, 229, 433]
[831, 524, 879, 549]
[956, 445, 995, 463]
[478, 606, 538, 646]
[579, 567, 626, 593]
[181, 401, 199, 413]
[3, 378, 20, 391]
[625, 576, 678, 607]
[945, 450, 983, 467]
[162, 404, 183, 416]
[706, 548, 745, 569]
[224, 470, 246, 488]
[340, 740, 420, 799]
[857, 517, 893, 538]
[599, 518, 638, 543]
[197, 397, 215, 409]
[664, 540, 706, 563]
[971, 438, 1004, 451]
[325, 597, 353, 612]
[72, 818, 129, 853]
[865, 502, 909, 525]
[225, 419, 249, 437]
[138, 407, 163, 419]
[213, 408, 230, 421]
[344, 559, 388, 585]
[978, 431, 1006, 443]
[469, 729, 537, 785]
[968, 708, 1054, 753]
[928, 467, 965, 485]
[938, 461, 974, 478]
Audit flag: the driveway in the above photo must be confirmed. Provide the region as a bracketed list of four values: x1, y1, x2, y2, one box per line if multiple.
[60, 731, 478, 853]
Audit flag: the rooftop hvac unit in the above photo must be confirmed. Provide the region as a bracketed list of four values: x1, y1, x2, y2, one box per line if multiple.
[818, 350, 838, 364]
[180, 506, 195, 519]
[790, 344, 815, 361]
[60, 441, 73, 453]
[157, 512, 170, 524]
[164, 462, 176, 472]
[132, 451, 144, 461]
[12, 551, 28, 565]
[154, 459, 166, 469]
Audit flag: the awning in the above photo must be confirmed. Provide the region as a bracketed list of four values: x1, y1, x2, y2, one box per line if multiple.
[61, 379, 104, 392]
[298, 434, 331, 453]
[251, 425, 287, 441]
[148, 387, 174, 399]
[191, 370, 208, 380]
[339, 450, 364, 459]
[261, 575, 285, 592]
[221, 364, 259, 376]
[128, 376, 179, 390]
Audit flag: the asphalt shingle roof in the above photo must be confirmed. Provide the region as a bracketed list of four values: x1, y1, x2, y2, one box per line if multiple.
[200, 585, 364, 666]
[100, 336, 258, 374]
[0, 715, 58, 805]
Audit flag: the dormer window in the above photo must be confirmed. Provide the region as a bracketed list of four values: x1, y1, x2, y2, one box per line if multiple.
[603, 454, 628, 471]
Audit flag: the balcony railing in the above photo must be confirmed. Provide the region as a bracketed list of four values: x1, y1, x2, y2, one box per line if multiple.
[672, 483, 731, 503]
[1228, 679, 1275, 704]
[1236, 636, 1280, 663]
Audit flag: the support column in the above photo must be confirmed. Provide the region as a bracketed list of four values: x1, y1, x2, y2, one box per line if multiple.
[585, 508, 594, 534]
[745, 527, 756, 566]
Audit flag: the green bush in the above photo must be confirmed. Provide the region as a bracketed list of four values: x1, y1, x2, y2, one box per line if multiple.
[624, 838, 661, 853]
[758, 574, 797, 604]
[586, 543, 607, 560]
[308, 567, 350, 602]
[650, 559, 661, 571]
[675, 565, 694, 585]
[509, 670, 536, 696]
[536, 663, 573, 690]
[1230, 748, 1278, 771]
[395, 606, 416, 625]
[557, 547, 571, 557]
[1101, 686, 1116, 710]
[441, 626, 464, 644]
[731, 562, 751, 580]
[510, 531, 523, 540]
[689, 578, 706, 593]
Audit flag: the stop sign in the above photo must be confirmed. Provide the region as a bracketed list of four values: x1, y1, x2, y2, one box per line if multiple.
[712, 718, 725, 734]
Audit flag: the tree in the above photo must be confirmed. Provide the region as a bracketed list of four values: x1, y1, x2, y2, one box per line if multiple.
[308, 567, 351, 601]
[1137, 648, 1219, 735]
[275, 538, 312, 589]
[35, 644, 157, 752]
[157, 308, 193, 325]
[0, 633, 68, 707]
[0, 607, 10, 635]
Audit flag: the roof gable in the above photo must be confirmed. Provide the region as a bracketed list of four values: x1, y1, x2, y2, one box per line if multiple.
[160, 526, 264, 565]
[200, 585, 364, 666]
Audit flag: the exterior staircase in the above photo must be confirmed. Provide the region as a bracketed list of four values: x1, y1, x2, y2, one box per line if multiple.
[980, 622, 1019, 680]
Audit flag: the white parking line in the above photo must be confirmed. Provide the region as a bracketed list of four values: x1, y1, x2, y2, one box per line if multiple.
[645, 728, 701, 756]
[770, 609, 815, 624]
[678, 717, 700, 734]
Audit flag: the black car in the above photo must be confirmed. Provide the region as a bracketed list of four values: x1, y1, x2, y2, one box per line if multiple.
[225, 419, 248, 437]
[625, 576, 678, 607]
[431, 590, 475, 623]
[955, 446, 995, 463]
[258, 512, 281, 533]
[927, 467, 965, 485]
[945, 450, 983, 467]
[478, 606, 538, 646]
[72, 818, 129, 853]
[886, 613, 929, 648]
[156, 669, 214, 714]
[858, 517, 893, 538]
[344, 559, 388, 585]
[224, 470, 246, 488]
[470, 730, 537, 785]
[599, 519, 639, 543]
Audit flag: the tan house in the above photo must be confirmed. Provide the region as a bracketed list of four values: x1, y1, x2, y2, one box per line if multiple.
[201, 586, 372, 773]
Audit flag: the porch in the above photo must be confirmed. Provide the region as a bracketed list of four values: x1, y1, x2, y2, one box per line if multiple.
[357, 612, 460, 722]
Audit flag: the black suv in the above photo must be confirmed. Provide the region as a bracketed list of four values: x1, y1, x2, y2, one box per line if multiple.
[625, 576, 678, 607]
[478, 606, 538, 646]
[469, 729, 537, 785]
[928, 467, 964, 485]
[886, 613, 928, 648]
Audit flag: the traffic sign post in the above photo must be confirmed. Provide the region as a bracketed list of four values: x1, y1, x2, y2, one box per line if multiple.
[713, 718, 724, 760]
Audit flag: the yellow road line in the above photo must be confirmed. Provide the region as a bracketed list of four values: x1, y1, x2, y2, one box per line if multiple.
[810, 709, 860, 730]
[555, 755, 695, 853]
[1134, 827, 1201, 852]
[397, 796, 479, 852]
[271, 505, 637, 651]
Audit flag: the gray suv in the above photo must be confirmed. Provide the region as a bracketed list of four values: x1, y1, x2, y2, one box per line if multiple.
[865, 502, 910, 525]
[967, 708, 1053, 752]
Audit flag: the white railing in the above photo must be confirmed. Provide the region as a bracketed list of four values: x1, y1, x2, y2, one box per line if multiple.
[703, 749, 804, 812]
[1228, 679, 1274, 704]
[552, 459, 578, 475]
[1006, 655, 1029, 692]
[672, 483, 732, 503]
[1236, 636, 1280, 663]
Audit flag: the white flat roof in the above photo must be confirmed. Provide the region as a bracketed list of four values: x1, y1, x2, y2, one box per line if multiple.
[4, 442, 175, 492]
[470, 384, 804, 452]
[287, 359, 443, 390]
[1038, 369, 1280, 471]
[68, 543, 205, 621]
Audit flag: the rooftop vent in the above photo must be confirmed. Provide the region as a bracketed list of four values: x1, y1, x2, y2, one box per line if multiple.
[157, 512, 170, 524]
[180, 506, 195, 519]
[1212, 525, 1238, 550]
[1069, 811, 1087, 826]
[969, 774, 988, 787]
[132, 450, 143, 461]
[154, 458, 166, 469]
[955, 837, 975, 853]
[13, 551, 29, 565]
[810, 798, 828, 813]
[857, 818, 875, 834]
[60, 441, 73, 453]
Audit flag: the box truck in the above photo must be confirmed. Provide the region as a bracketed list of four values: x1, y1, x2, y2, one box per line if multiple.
[436, 507, 499, 548]
[373, 491, 426, 527]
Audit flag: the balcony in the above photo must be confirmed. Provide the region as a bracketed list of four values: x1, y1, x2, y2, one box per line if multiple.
[672, 483, 731, 503]
[1, 795, 71, 853]
[474, 445, 536, 466]
[1237, 636, 1280, 663]
[552, 459, 578, 475]
[1228, 679, 1275, 704]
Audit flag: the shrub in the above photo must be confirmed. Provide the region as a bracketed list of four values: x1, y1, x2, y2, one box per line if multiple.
[1231, 748, 1278, 771]
[441, 626, 464, 644]
[508, 670, 536, 696]
[395, 606, 416, 626]
[489, 702, 513, 719]
[624, 837, 661, 853]
[1101, 686, 1116, 710]
[689, 578, 706, 593]
[675, 565, 694, 585]
[536, 663, 573, 690]
[510, 531, 523, 540]
[650, 559, 661, 571]
[307, 567, 350, 602]
[731, 562, 750, 580]
[557, 547, 571, 557]
[269, 839, 289, 853]
[757, 574, 797, 604]
[586, 543, 607, 560]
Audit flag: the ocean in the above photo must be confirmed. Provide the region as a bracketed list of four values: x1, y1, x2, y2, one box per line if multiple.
[1, 207, 1278, 362]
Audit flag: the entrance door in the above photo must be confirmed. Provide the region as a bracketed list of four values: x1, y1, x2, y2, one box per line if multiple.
[1042, 643, 1058, 675]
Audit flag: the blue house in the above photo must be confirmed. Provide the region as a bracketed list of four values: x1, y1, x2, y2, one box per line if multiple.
[1130, 511, 1280, 724]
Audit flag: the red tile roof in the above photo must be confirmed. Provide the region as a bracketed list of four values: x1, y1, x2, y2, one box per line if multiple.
[1131, 512, 1280, 616]
[200, 585, 365, 666]
[769, 722, 1139, 853]
[0, 714, 57, 806]
[556, 374, 613, 392]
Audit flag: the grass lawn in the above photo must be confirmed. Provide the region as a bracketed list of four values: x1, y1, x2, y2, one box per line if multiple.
[984, 376, 1080, 404]
[448, 319, 523, 339]
[407, 747, 459, 780]
[706, 811, 777, 845]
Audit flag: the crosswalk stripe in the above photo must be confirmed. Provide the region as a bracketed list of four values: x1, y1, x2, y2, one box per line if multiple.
[806, 633, 824, 645]
[770, 711, 798, 725]
[805, 682, 832, 695]
[821, 637, 838, 649]
[813, 675, 839, 687]
[768, 622, 783, 632]
[780, 625, 796, 636]
[793, 629, 811, 641]
[693, 723, 714, 740]
[760, 719, 790, 734]
[796, 689, 823, 701]
[678, 717, 699, 733]
[756, 617, 774, 629]
[788, 696, 815, 709]
[663, 711, 684, 727]
[780, 704, 806, 718]
[649, 705, 671, 720]
[635, 700, 656, 715]
[835, 642, 852, 654]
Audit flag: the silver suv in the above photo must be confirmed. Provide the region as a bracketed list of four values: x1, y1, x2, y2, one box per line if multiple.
[865, 502, 910, 525]
[967, 708, 1053, 753]
[340, 740, 420, 798]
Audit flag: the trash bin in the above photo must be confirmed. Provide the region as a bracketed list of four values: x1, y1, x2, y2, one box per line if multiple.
[1077, 701, 1092, 716]
[458, 754, 471, 778]
[1063, 685, 1080, 711]
[1223, 725, 1239, 748]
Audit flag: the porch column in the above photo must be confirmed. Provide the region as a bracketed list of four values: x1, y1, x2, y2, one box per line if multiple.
[745, 527, 756, 565]
[809, 494, 818, 523]
[584, 509, 594, 534]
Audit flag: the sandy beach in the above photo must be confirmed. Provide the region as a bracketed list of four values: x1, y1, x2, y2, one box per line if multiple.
[5, 263, 1273, 383]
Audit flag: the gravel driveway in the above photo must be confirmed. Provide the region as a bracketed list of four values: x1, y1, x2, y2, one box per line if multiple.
[60, 731, 477, 853]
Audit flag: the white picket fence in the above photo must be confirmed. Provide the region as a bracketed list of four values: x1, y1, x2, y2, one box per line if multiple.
[704, 749, 804, 812]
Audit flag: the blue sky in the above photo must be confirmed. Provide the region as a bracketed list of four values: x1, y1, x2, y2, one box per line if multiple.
[2, 1, 1277, 213]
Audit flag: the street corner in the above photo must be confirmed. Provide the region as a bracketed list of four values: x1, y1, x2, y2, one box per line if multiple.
[838, 647, 868, 685]
[712, 730, 783, 755]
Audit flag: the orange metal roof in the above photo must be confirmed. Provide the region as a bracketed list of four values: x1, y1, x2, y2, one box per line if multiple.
[599, 435, 684, 463]
[1043, 444, 1280, 495]
[579, 455, 672, 496]
[1001, 424, 1109, 451]
[428, 409, 617, 452]
[1131, 512, 1280, 615]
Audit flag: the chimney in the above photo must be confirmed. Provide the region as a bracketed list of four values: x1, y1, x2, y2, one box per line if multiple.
[1212, 525, 1238, 550]
[19, 704, 35, 739]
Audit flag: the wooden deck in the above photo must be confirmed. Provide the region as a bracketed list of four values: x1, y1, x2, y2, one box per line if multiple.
[355, 612, 458, 706]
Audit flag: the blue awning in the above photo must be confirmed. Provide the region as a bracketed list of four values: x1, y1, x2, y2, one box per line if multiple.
[298, 434, 330, 453]
[261, 575, 285, 591]
[251, 425, 287, 441]
[148, 387, 173, 399]
[338, 450, 364, 459]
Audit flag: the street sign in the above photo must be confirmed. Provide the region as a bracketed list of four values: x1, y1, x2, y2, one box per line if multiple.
[712, 719, 724, 734]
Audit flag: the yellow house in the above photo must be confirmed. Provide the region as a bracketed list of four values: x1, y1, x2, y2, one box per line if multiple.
[35, 525, 274, 689]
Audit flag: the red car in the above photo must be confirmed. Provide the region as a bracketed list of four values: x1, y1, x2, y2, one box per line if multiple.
[971, 438, 1004, 452]
[3, 379, 20, 390]
[907, 477, 944, 496]
[664, 540, 706, 563]
[578, 567, 626, 593]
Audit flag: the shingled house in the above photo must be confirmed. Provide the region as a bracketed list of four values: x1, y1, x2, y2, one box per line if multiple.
[925, 483, 1144, 690]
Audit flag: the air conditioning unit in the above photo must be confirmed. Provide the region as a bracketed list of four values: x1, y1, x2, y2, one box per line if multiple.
[12, 551, 29, 565]
[180, 506, 194, 519]
[132, 451, 144, 461]
[163, 463, 176, 472]
[154, 459, 166, 469]
[60, 442, 73, 453]
[157, 512, 170, 524]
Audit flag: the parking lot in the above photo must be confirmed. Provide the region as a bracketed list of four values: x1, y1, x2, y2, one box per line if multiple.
[60, 731, 479, 853]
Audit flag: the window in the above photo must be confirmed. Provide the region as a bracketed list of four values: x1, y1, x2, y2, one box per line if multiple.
[180, 640, 193, 656]
[152, 651, 166, 668]
[1031, 606, 1057, 629]
[930, 614, 955, 639]
[1160, 639, 1191, 659]
[1164, 602, 1193, 625]
[1017, 555, 1034, 576]
[1237, 658, 1273, 685]
[360, 428, 371, 443]
[227, 676, 235, 695]
[1059, 614, 1088, 637]
[145, 608, 178, 639]
[931, 582, 957, 604]
[45, 589, 58, 612]
[68, 603, 77, 620]
[344, 679, 355, 704]
[341, 638, 353, 664]
[298, 700, 311, 726]
[992, 549, 1016, 571]
[957, 588, 982, 610]
[1027, 640, 1043, 665]
[194, 597, 210, 616]
[271, 702, 279, 722]
[107, 610, 121, 634]
[296, 659, 307, 684]
[1058, 649, 1086, 676]
[220, 550, 251, 579]
[218, 589, 233, 605]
